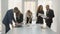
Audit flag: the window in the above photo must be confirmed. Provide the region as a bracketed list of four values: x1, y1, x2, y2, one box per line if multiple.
[24, 1, 36, 24]
[8, 0, 22, 13]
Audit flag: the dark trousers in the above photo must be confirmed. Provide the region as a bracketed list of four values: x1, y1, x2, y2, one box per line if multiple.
[45, 19, 53, 28]
[36, 16, 43, 24]
[5, 24, 10, 33]
[46, 23, 52, 28]
[26, 17, 32, 24]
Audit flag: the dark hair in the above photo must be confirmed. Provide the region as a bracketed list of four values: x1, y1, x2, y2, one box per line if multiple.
[16, 10, 21, 16]
[27, 10, 31, 13]
[14, 7, 18, 10]
[27, 10, 32, 14]
[37, 5, 43, 12]
[46, 5, 49, 7]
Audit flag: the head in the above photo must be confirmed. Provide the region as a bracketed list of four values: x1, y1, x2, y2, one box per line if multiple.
[27, 10, 30, 13]
[27, 10, 32, 15]
[46, 5, 50, 10]
[16, 10, 21, 16]
[14, 7, 19, 13]
[37, 5, 43, 12]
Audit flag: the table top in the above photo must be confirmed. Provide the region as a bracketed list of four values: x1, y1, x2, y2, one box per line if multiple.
[7, 24, 56, 34]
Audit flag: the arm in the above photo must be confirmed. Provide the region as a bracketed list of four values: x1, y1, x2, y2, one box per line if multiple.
[47, 10, 55, 19]
[42, 11, 44, 14]
[49, 10, 55, 19]
[20, 14, 23, 23]
[12, 14, 16, 23]
[8, 9, 16, 24]
[51, 10, 55, 18]
[36, 12, 38, 17]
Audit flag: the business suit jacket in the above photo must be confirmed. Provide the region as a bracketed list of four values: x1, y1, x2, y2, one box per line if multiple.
[45, 9, 55, 23]
[2, 9, 16, 25]
[2, 9, 16, 33]
[16, 13, 23, 23]
[36, 10, 44, 24]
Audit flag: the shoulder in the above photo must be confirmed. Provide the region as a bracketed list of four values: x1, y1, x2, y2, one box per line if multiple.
[7, 9, 13, 13]
[8, 9, 13, 12]
[49, 9, 54, 12]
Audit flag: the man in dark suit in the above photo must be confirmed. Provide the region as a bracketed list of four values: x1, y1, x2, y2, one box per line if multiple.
[2, 7, 18, 33]
[45, 5, 55, 28]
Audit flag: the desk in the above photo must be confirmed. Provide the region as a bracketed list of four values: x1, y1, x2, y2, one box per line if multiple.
[7, 24, 56, 34]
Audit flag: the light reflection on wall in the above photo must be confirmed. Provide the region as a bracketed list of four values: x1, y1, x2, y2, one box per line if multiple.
[0, 0, 2, 31]
[8, 0, 22, 13]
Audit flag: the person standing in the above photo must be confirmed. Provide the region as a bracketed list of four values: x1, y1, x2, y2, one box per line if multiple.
[36, 5, 44, 24]
[45, 5, 55, 28]
[2, 7, 19, 33]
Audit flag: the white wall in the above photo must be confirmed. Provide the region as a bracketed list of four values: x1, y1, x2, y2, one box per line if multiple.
[51, 0, 57, 32]
[0, 0, 2, 32]
[8, 0, 22, 13]
[55, 0, 60, 34]
[1, 0, 8, 34]
[52, 0, 60, 34]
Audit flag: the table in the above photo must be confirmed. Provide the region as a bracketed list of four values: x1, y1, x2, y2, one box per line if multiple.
[7, 24, 56, 34]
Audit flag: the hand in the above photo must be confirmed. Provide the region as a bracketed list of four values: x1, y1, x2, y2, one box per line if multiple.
[15, 23, 19, 25]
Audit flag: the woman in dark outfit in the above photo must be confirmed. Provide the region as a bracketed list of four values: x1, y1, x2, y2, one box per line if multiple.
[36, 5, 44, 24]
[15, 10, 23, 26]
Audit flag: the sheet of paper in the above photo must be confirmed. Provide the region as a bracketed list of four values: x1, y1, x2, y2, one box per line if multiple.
[38, 13, 47, 18]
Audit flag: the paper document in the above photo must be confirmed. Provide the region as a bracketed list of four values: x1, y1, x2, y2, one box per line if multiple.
[38, 13, 47, 18]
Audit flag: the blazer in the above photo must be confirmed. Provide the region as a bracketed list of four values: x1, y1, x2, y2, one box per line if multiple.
[45, 9, 55, 23]
[36, 10, 44, 24]
[2, 9, 16, 25]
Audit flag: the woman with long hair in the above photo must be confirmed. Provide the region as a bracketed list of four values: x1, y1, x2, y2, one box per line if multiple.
[15, 10, 23, 27]
[36, 5, 44, 24]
